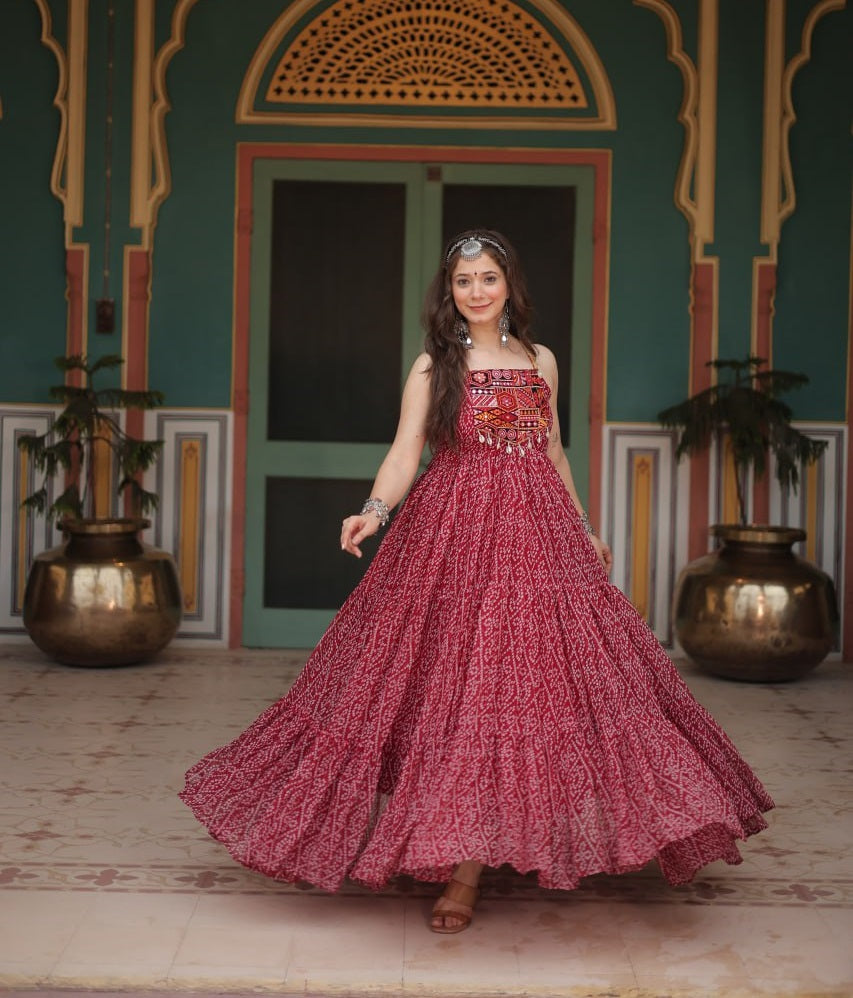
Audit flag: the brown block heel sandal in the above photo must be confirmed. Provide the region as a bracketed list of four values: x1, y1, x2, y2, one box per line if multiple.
[429, 877, 480, 934]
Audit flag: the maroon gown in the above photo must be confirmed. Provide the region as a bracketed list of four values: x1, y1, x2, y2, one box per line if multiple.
[180, 368, 773, 892]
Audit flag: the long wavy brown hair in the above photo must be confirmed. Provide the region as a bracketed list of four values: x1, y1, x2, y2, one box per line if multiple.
[423, 229, 536, 451]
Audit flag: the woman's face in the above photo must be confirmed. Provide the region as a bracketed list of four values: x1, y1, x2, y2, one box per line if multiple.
[451, 251, 509, 332]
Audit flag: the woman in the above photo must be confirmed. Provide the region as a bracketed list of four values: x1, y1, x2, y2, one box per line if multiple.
[181, 229, 773, 934]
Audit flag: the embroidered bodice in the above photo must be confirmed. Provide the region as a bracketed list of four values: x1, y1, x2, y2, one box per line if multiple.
[466, 369, 552, 455]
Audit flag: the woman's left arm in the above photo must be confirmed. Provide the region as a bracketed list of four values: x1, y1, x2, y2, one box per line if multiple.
[537, 346, 612, 574]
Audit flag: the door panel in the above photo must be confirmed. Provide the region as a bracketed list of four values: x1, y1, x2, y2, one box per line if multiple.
[268, 179, 405, 443]
[243, 160, 593, 647]
[243, 160, 425, 647]
[263, 475, 377, 609]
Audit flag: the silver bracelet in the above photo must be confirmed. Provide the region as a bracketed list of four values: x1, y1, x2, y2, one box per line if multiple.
[361, 497, 390, 527]
[580, 511, 596, 537]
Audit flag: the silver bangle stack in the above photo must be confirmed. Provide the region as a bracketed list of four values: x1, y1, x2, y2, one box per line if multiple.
[361, 497, 390, 527]
[580, 511, 596, 537]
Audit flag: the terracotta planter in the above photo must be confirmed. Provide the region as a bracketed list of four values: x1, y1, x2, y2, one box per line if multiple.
[23, 517, 182, 667]
[673, 525, 838, 682]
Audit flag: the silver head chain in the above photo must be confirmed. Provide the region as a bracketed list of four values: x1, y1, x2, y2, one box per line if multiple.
[445, 235, 508, 265]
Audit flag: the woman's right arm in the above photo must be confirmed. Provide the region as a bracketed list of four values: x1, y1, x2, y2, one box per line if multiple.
[340, 353, 432, 557]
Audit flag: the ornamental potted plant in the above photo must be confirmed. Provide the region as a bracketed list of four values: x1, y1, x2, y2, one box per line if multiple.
[18, 354, 181, 666]
[658, 356, 838, 682]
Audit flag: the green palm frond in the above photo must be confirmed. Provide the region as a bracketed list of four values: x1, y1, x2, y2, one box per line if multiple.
[658, 356, 828, 525]
[18, 354, 165, 522]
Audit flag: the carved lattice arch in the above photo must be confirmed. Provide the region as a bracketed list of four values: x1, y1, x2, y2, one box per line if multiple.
[238, 0, 616, 130]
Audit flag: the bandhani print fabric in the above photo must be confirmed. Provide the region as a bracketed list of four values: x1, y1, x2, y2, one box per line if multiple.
[180, 368, 774, 893]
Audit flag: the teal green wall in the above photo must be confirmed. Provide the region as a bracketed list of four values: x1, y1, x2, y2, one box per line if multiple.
[774, 4, 851, 420]
[0, 1, 68, 400]
[711, 3, 766, 365]
[1, 0, 849, 423]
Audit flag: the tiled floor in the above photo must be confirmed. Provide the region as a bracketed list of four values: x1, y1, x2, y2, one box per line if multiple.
[1, 642, 851, 997]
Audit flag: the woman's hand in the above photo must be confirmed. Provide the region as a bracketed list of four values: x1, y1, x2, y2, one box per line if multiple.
[340, 514, 380, 558]
[591, 535, 613, 575]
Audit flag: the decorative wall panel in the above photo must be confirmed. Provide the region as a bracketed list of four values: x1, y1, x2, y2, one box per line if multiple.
[266, 0, 588, 109]
[239, 0, 616, 129]
[770, 424, 845, 652]
[602, 426, 689, 644]
[144, 411, 232, 643]
[0, 408, 61, 634]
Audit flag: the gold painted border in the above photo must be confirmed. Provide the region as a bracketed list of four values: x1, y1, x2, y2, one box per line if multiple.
[36, 0, 87, 238]
[236, 0, 616, 130]
[130, 0, 155, 236]
[632, 0, 698, 247]
[178, 437, 202, 615]
[128, 0, 199, 248]
[629, 452, 654, 619]
[760, 0, 786, 254]
[633, 0, 719, 263]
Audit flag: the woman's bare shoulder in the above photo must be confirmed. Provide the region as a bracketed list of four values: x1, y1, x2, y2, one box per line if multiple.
[533, 344, 557, 373]
[405, 351, 432, 384]
[411, 351, 432, 374]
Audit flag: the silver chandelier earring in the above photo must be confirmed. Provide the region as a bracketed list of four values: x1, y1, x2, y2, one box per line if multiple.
[455, 317, 473, 349]
[498, 304, 510, 346]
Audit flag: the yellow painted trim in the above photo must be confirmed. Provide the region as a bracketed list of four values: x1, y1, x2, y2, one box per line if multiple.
[237, 0, 616, 130]
[779, 0, 847, 229]
[34, 0, 67, 205]
[761, 0, 786, 249]
[35, 0, 89, 236]
[233, 112, 618, 132]
[65, 0, 88, 233]
[93, 420, 113, 519]
[179, 439, 201, 614]
[721, 437, 740, 524]
[630, 453, 653, 619]
[695, 0, 718, 250]
[632, 0, 701, 257]
[131, 0, 155, 236]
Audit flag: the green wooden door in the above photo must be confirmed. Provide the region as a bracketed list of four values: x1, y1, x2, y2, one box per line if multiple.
[243, 160, 595, 647]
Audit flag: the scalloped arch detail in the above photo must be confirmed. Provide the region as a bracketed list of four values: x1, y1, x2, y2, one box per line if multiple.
[238, 0, 616, 130]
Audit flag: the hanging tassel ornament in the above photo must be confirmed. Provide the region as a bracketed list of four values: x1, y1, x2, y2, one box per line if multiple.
[498, 304, 510, 346]
[455, 317, 473, 349]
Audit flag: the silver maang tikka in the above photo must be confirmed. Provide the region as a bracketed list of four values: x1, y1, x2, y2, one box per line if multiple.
[455, 317, 473, 349]
[445, 235, 508, 265]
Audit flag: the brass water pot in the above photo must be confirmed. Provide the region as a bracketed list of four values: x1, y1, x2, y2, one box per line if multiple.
[674, 525, 838, 682]
[23, 517, 182, 667]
